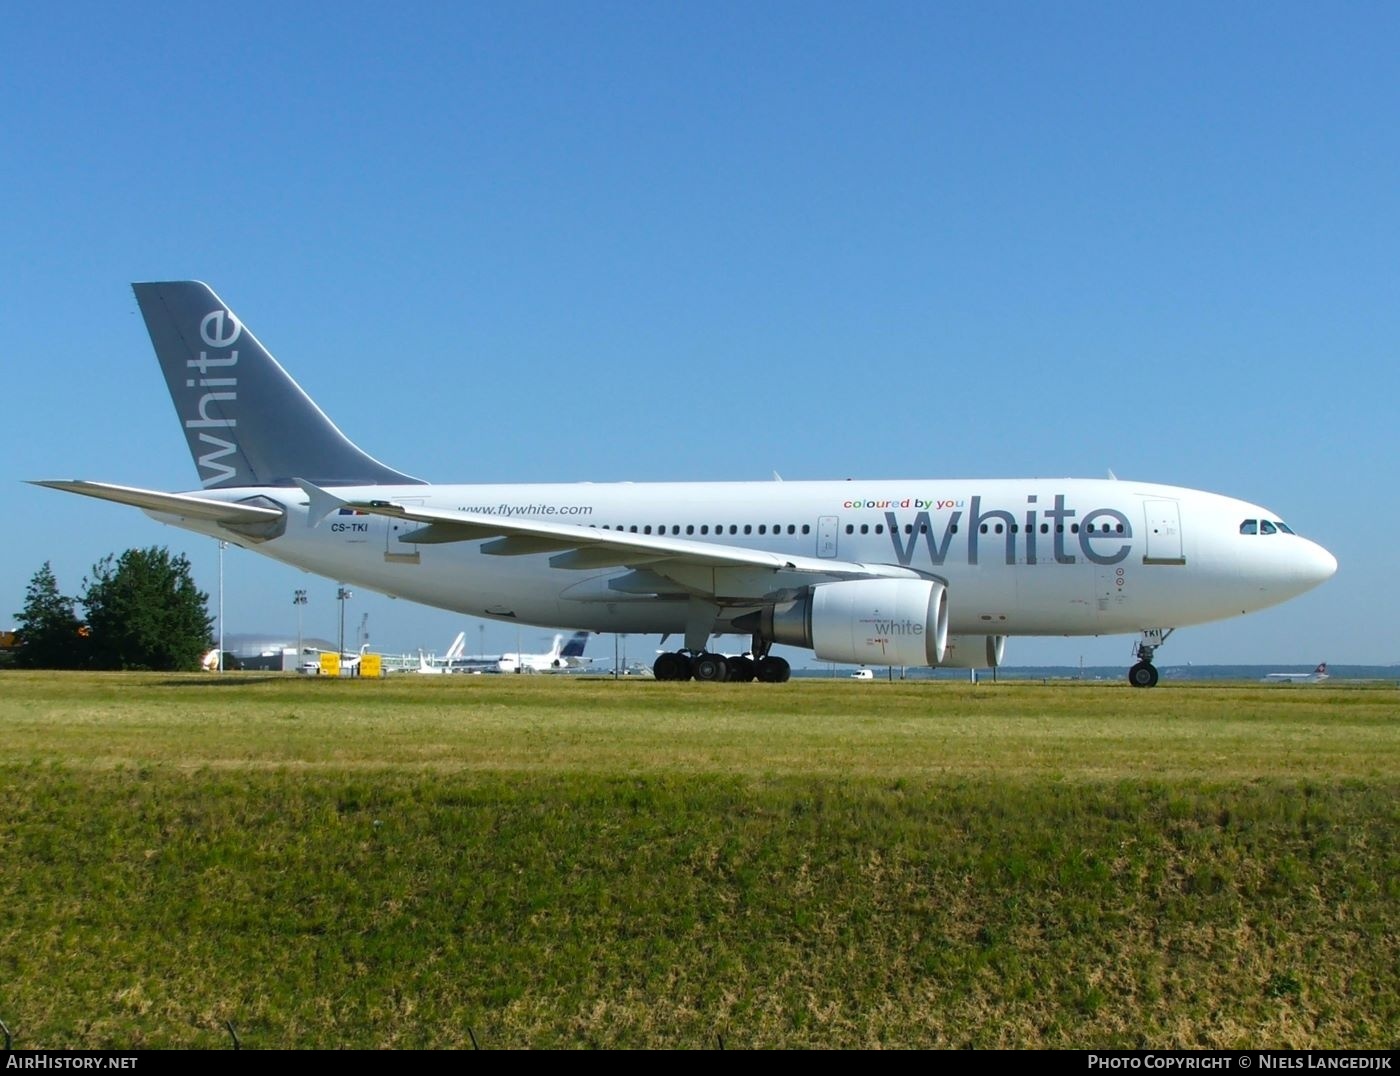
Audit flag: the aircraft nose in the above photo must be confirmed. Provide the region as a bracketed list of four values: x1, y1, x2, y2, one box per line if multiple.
[1296, 539, 1338, 589]
[1312, 542, 1338, 583]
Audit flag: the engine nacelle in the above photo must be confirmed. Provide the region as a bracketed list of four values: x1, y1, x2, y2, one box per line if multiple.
[762, 578, 949, 667]
[937, 634, 1006, 669]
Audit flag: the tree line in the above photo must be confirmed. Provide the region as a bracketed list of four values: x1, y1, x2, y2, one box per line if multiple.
[12, 547, 213, 671]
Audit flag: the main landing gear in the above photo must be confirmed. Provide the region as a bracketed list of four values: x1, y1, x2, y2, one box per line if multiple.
[1128, 628, 1174, 688]
[651, 651, 791, 682]
[652, 636, 792, 683]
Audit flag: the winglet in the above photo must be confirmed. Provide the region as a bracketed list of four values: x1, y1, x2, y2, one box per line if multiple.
[295, 478, 346, 528]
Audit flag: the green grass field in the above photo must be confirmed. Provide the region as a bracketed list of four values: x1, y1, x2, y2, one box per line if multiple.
[2, 672, 1396, 1048]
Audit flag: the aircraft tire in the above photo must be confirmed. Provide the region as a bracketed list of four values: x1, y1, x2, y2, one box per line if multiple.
[756, 656, 791, 683]
[727, 656, 756, 682]
[691, 652, 730, 682]
[653, 652, 692, 681]
[1128, 661, 1159, 688]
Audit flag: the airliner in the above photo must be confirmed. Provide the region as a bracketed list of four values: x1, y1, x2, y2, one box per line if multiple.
[497, 631, 593, 674]
[414, 629, 590, 673]
[34, 282, 1337, 687]
[1263, 662, 1329, 684]
[413, 631, 467, 674]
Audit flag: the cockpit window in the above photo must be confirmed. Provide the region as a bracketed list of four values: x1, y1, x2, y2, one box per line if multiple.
[1275, 521, 1295, 534]
[1240, 520, 1258, 535]
[1260, 520, 1278, 535]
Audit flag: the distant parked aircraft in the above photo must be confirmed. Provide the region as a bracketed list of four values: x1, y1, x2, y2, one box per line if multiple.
[497, 631, 592, 674]
[414, 631, 467, 674]
[1263, 662, 1329, 684]
[414, 629, 592, 673]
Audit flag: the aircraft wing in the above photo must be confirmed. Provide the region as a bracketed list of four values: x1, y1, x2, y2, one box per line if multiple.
[301, 484, 929, 601]
[30, 480, 284, 526]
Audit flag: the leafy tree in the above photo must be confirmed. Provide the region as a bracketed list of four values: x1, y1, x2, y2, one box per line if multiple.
[14, 562, 87, 669]
[81, 547, 213, 671]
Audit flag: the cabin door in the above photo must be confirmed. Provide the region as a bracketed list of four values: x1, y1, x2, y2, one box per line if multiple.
[1143, 500, 1185, 565]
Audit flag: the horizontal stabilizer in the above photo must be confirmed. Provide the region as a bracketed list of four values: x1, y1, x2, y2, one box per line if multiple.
[30, 480, 283, 525]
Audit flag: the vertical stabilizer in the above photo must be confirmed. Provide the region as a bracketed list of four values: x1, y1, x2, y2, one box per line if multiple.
[134, 281, 423, 488]
[561, 631, 590, 659]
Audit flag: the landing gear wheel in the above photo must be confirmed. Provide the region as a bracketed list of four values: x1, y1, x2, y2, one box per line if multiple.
[756, 656, 791, 683]
[653, 652, 692, 681]
[726, 656, 756, 682]
[691, 652, 730, 682]
[1128, 661, 1159, 688]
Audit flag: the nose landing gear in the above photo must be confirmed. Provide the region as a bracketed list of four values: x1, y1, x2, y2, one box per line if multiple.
[1128, 628, 1173, 688]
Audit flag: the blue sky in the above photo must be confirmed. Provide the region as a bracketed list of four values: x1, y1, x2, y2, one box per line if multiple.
[4, 3, 1396, 666]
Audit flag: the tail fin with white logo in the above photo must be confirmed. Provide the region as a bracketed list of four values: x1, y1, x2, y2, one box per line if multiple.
[133, 281, 423, 489]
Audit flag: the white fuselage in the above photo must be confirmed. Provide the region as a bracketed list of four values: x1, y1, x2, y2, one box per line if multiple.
[151, 476, 1337, 642]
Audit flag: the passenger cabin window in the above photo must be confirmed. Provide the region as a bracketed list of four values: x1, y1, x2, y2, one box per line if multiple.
[1240, 520, 1258, 535]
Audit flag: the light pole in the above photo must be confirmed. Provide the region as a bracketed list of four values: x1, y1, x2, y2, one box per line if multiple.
[337, 587, 352, 660]
[217, 540, 226, 673]
[293, 589, 307, 670]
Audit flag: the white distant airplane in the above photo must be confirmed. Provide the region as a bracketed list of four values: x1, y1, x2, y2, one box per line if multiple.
[413, 631, 467, 674]
[34, 282, 1338, 687]
[497, 631, 593, 674]
[1263, 662, 1329, 684]
[414, 629, 591, 673]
